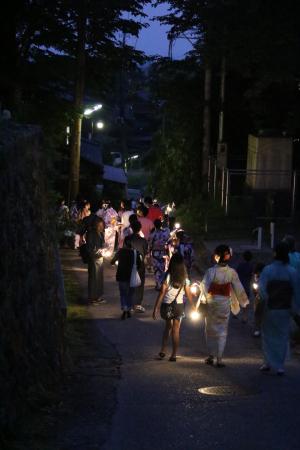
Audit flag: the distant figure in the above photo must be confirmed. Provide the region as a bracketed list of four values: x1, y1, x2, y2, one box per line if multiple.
[258, 242, 300, 375]
[75, 200, 91, 248]
[119, 200, 134, 247]
[282, 235, 300, 274]
[124, 221, 148, 312]
[136, 204, 153, 240]
[144, 196, 163, 223]
[96, 199, 118, 227]
[148, 219, 170, 290]
[111, 244, 142, 320]
[86, 216, 106, 305]
[236, 250, 254, 323]
[152, 253, 195, 362]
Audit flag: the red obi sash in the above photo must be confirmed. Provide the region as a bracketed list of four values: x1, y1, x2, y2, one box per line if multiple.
[208, 282, 231, 297]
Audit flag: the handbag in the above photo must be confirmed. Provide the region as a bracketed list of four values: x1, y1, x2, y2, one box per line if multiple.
[161, 284, 184, 320]
[130, 250, 141, 288]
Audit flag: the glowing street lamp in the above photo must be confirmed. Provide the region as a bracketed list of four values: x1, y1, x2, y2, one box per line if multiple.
[96, 121, 104, 129]
[84, 103, 103, 116]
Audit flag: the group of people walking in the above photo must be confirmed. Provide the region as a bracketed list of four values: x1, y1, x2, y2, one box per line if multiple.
[154, 238, 300, 375]
[58, 197, 300, 375]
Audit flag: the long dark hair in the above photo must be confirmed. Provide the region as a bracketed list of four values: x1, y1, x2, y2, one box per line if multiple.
[168, 253, 187, 288]
[91, 216, 105, 231]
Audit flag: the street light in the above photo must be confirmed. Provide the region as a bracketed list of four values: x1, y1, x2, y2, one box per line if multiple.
[84, 104, 103, 116]
[124, 154, 139, 171]
[96, 121, 104, 129]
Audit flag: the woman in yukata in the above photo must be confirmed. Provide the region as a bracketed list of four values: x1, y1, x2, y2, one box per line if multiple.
[148, 219, 170, 290]
[201, 244, 249, 367]
[258, 242, 300, 375]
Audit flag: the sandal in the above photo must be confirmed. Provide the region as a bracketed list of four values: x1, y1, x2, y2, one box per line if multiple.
[169, 356, 177, 362]
[158, 352, 166, 359]
[205, 356, 214, 365]
[216, 362, 226, 368]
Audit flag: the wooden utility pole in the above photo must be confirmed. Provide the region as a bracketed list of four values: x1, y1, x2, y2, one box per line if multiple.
[217, 55, 227, 168]
[69, 0, 87, 202]
[202, 63, 212, 178]
[119, 32, 128, 164]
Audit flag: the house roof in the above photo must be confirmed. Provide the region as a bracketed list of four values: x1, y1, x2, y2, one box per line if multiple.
[80, 139, 103, 166]
[103, 165, 127, 185]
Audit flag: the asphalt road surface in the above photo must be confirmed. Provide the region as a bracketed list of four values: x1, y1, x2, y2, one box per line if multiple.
[73, 256, 300, 450]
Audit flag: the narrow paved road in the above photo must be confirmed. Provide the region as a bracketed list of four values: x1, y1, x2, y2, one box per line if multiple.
[69, 252, 300, 450]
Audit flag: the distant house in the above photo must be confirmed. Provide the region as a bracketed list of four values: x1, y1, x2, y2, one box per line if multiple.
[80, 138, 127, 200]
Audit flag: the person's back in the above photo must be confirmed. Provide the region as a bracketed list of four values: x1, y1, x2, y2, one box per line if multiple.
[138, 216, 153, 239]
[125, 231, 148, 260]
[147, 205, 163, 223]
[282, 235, 300, 275]
[289, 251, 300, 273]
[114, 248, 135, 282]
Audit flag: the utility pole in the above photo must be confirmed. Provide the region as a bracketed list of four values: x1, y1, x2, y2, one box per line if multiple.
[217, 55, 227, 168]
[69, 0, 87, 202]
[202, 63, 212, 179]
[119, 32, 128, 166]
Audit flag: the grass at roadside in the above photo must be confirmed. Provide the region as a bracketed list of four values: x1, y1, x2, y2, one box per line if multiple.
[63, 271, 90, 363]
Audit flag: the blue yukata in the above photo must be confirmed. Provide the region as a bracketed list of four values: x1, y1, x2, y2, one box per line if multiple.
[259, 261, 300, 370]
[289, 251, 300, 274]
[148, 228, 170, 289]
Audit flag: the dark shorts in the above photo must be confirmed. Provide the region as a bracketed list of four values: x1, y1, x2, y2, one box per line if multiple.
[160, 302, 184, 320]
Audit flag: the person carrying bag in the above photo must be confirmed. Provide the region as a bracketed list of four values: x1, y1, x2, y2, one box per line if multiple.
[152, 254, 196, 362]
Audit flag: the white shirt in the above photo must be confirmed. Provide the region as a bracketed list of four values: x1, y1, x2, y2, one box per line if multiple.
[163, 274, 190, 304]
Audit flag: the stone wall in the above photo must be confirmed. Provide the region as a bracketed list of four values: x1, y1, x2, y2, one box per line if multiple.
[0, 122, 65, 434]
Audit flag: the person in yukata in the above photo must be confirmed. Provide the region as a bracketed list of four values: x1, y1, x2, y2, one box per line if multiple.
[201, 244, 249, 368]
[258, 242, 300, 375]
[96, 199, 118, 227]
[282, 235, 300, 274]
[148, 219, 170, 291]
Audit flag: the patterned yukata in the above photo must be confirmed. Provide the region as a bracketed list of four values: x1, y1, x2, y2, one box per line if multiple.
[177, 241, 194, 276]
[259, 261, 300, 370]
[201, 264, 249, 359]
[96, 207, 118, 227]
[148, 228, 170, 289]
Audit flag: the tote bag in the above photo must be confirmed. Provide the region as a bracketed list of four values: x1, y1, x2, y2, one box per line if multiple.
[130, 250, 141, 288]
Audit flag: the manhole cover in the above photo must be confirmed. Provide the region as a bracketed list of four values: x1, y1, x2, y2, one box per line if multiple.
[198, 385, 259, 396]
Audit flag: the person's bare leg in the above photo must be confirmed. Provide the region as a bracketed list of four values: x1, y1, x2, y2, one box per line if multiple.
[160, 319, 172, 355]
[170, 319, 181, 360]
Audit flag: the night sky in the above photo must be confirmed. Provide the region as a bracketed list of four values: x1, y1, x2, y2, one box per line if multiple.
[128, 3, 192, 59]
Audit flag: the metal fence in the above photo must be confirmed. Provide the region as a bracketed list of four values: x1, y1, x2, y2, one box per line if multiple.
[207, 158, 298, 218]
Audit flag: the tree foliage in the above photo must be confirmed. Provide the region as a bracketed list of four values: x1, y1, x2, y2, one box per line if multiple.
[147, 1, 300, 203]
[0, 0, 150, 198]
[146, 58, 203, 203]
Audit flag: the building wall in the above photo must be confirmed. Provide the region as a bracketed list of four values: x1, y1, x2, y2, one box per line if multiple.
[246, 134, 293, 190]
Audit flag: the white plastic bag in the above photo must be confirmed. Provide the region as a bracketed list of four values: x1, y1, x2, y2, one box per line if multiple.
[130, 250, 141, 288]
